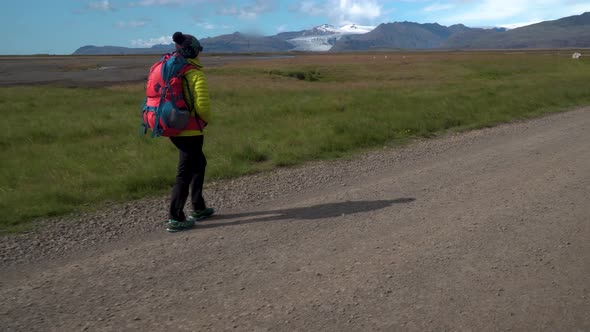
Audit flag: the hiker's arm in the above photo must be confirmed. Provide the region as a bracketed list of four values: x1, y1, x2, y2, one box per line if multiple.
[186, 70, 211, 124]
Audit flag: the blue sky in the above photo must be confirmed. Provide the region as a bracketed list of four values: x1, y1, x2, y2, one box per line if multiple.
[2, 0, 589, 55]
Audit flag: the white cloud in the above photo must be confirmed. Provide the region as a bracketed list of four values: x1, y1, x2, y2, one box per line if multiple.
[218, 7, 240, 15]
[439, 0, 590, 27]
[456, 0, 528, 21]
[276, 25, 288, 33]
[88, 0, 115, 11]
[129, 0, 223, 7]
[424, 3, 455, 12]
[197, 22, 217, 30]
[292, 0, 383, 24]
[131, 36, 171, 47]
[344, 1, 381, 19]
[217, 0, 274, 19]
[294, 1, 326, 16]
[130, 0, 184, 6]
[193, 15, 234, 31]
[567, 2, 590, 15]
[116, 19, 150, 28]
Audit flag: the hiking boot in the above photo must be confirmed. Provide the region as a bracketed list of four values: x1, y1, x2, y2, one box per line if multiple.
[189, 208, 215, 222]
[166, 218, 195, 232]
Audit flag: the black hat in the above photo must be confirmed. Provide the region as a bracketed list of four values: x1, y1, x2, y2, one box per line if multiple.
[172, 31, 203, 58]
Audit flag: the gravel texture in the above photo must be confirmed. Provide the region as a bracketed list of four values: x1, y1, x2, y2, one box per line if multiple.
[1, 108, 589, 331]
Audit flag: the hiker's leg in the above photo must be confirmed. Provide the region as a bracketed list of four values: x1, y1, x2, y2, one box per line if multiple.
[169, 136, 194, 221]
[189, 136, 207, 211]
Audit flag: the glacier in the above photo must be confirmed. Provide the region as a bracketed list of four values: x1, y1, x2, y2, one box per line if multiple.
[287, 24, 375, 51]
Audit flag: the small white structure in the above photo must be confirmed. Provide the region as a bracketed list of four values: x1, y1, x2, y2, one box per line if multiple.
[572, 52, 582, 59]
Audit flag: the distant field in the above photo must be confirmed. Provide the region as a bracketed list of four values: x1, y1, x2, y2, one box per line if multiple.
[1, 51, 589, 232]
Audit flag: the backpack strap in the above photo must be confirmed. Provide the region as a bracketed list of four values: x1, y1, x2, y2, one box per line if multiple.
[180, 65, 204, 132]
[140, 96, 149, 136]
[182, 77, 193, 111]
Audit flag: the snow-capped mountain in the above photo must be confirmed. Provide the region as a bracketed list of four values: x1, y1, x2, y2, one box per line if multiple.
[314, 24, 340, 33]
[287, 23, 375, 51]
[314, 23, 375, 34]
[74, 12, 590, 55]
[338, 24, 376, 34]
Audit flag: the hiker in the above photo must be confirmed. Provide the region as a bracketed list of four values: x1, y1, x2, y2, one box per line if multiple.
[167, 32, 215, 232]
[142, 31, 214, 232]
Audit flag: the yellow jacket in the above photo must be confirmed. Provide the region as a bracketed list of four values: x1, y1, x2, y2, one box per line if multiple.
[177, 57, 211, 136]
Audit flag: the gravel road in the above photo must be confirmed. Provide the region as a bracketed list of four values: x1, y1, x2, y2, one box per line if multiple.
[1, 108, 589, 331]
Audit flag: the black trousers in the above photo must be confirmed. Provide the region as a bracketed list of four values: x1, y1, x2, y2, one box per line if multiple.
[169, 135, 207, 221]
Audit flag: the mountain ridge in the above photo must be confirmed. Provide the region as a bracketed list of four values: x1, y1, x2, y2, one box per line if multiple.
[73, 12, 590, 55]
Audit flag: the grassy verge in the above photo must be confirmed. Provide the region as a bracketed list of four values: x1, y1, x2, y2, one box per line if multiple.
[1, 51, 589, 232]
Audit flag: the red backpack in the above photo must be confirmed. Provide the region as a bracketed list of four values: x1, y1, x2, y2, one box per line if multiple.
[141, 53, 205, 137]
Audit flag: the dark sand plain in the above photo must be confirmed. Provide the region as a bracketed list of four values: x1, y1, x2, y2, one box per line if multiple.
[0, 55, 278, 87]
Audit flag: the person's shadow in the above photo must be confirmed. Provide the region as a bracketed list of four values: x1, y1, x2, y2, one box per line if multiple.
[198, 198, 416, 229]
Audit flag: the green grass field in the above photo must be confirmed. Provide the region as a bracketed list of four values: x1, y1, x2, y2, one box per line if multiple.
[1, 51, 589, 232]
